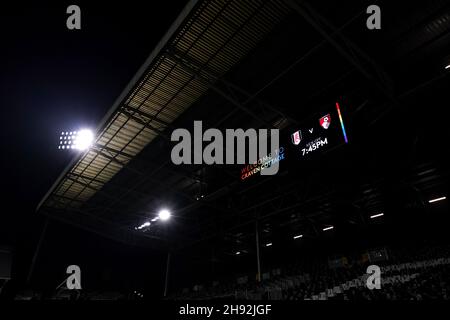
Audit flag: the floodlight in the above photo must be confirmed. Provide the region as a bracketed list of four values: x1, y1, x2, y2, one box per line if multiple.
[293, 234, 303, 239]
[265, 242, 272, 247]
[370, 213, 384, 219]
[323, 226, 334, 231]
[59, 129, 94, 151]
[158, 209, 171, 221]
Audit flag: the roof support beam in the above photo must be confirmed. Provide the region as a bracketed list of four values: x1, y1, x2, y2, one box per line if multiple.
[284, 0, 394, 99]
[120, 105, 172, 128]
[166, 47, 299, 127]
[118, 108, 171, 139]
[94, 144, 134, 159]
[41, 207, 165, 245]
[165, 51, 277, 129]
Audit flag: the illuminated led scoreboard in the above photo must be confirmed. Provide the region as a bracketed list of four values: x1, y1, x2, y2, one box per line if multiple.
[286, 102, 348, 160]
[240, 101, 349, 180]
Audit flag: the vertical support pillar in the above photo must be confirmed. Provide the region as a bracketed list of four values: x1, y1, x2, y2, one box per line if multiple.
[255, 220, 261, 283]
[27, 218, 49, 284]
[164, 251, 171, 297]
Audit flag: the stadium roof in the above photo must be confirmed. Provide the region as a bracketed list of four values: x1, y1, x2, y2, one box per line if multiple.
[37, 0, 450, 251]
[37, 0, 291, 245]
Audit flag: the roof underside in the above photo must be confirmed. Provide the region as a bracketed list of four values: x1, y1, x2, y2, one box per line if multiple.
[38, 0, 292, 246]
[38, 0, 450, 249]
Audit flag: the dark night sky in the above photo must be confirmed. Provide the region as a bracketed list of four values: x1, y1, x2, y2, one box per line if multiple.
[0, 1, 187, 293]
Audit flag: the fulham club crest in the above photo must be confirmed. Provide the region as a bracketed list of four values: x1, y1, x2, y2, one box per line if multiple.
[291, 130, 302, 145]
[319, 114, 331, 129]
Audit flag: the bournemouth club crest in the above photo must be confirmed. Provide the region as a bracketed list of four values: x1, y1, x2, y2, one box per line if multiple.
[291, 130, 302, 145]
[319, 114, 331, 129]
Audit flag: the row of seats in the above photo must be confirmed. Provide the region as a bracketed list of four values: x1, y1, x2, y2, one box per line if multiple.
[169, 245, 450, 300]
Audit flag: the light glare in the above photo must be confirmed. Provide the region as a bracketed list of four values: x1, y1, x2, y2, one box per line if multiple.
[159, 209, 171, 221]
[73, 129, 94, 150]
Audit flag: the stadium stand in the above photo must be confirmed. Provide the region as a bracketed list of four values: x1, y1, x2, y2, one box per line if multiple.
[168, 244, 450, 300]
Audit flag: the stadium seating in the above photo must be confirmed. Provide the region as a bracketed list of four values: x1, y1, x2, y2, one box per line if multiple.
[168, 245, 450, 300]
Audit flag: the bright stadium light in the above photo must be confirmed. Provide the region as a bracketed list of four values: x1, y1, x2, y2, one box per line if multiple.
[265, 242, 272, 247]
[58, 129, 94, 151]
[235, 251, 241, 255]
[136, 221, 151, 230]
[428, 196, 446, 203]
[135, 210, 170, 231]
[293, 234, 303, 240]
[323, 226, 334, 231]
[370, 213, 384, 219]
[73, 129, 94, 150]
[158, 209, 171, 221]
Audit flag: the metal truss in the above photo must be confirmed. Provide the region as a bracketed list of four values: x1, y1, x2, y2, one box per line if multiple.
[165, 47, 297, 129]
[284, 0, 394, 99]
